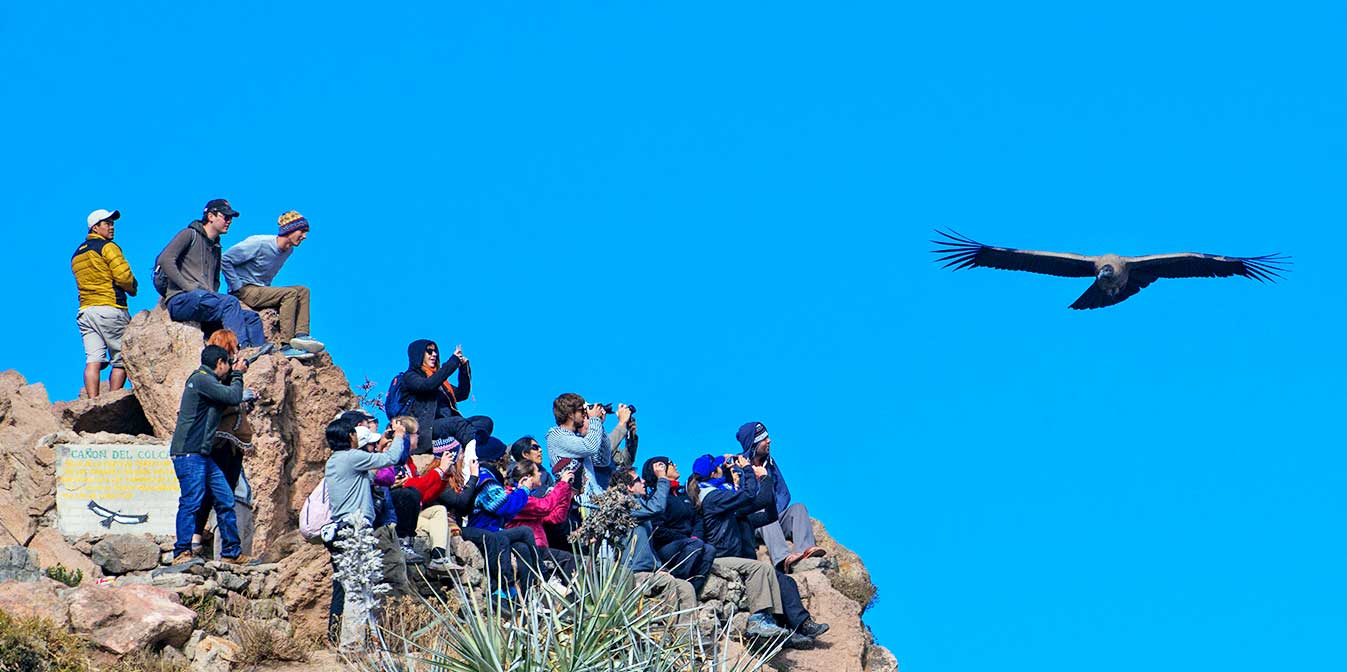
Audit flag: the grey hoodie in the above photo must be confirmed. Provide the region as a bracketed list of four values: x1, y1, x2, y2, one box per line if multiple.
[157, 221, 222, 300]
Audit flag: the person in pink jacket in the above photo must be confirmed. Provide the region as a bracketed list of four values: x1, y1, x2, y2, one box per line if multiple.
[505, 462, 577, 582]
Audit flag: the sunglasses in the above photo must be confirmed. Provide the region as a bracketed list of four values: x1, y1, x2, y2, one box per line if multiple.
[426, 348, 438, 355]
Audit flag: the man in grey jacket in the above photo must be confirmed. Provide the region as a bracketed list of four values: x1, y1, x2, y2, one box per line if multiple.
[156, 199, 266, 348]
[170, 345, 254, 564]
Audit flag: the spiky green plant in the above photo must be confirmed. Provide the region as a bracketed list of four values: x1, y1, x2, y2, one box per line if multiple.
[352, 549, 782, 672]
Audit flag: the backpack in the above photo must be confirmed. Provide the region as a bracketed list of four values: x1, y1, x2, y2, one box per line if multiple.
[152, 227, 198, 297]
[299, 478, 331, 543]
[384, 373, 408, 421]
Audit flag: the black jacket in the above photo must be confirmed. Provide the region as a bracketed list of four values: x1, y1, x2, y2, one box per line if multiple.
[399, 339, 471, 453]
[436, 474, 482, 526]
[697, 470, 777, 560]
[169, 366, 244, 457]
[642, 456, 702, 549]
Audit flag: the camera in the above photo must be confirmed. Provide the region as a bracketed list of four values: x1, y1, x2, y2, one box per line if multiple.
[591, 402, 636, 415]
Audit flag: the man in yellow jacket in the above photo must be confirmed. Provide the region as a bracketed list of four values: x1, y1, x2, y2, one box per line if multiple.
[72, 208, 138, 397]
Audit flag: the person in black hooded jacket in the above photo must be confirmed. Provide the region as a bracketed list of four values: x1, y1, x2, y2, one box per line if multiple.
[398, 339, 493, 455]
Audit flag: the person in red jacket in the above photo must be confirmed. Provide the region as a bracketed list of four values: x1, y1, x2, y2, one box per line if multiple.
[505, 461, 578, 582]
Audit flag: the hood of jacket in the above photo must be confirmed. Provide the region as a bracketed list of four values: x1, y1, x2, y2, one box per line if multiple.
[406, 339, 437, 371]
[641, 455, 672, 487]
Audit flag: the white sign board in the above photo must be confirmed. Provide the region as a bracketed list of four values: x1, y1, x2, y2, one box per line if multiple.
[55, 444, 178, 537]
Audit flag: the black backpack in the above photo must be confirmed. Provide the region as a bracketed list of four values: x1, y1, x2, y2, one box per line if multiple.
[152, 227, 197, 297]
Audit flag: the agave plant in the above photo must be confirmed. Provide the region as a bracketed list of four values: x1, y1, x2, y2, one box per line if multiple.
[352, 548, 782, 672]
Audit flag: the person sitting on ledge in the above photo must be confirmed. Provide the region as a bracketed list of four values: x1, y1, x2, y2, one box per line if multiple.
[169, 344, 255, 565]
[220, 210, 324, 358]
[737, 421, 827, 573]
[397, 339, 493, 455]
[155, 199, 267, 350]
[71, 207, 137, 398]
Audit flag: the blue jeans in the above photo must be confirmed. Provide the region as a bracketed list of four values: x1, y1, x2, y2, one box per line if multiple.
[166, 289, 266, 348]
[172, 454, 241, 557]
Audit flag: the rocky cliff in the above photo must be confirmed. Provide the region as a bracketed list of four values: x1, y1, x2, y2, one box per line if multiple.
[0, 307, 897, 671]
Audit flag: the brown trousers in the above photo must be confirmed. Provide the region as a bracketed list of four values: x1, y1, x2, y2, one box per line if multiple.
[235, 284, 311, 342]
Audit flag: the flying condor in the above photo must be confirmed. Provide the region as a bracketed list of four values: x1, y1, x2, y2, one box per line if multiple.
[931, 230, 1291, 310]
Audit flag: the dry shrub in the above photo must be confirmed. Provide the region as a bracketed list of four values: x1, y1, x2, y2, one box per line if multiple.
[107, 648, 188, 672]
[232, 619, 308, 665]
[0, 610, 91, 672]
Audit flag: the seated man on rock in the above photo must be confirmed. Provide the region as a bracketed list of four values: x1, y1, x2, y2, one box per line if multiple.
[155, 199, 266, 350]
[737, 421, 826, 573]
[220, 210, 324, 358]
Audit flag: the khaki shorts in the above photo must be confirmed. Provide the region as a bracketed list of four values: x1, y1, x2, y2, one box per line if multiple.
[76, 306, 131, 369]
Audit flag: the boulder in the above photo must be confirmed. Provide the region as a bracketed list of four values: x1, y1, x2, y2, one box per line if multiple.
[0, 371, 62, 545]
[91, 534, 162, 574]
[67, 583, 197, 655]
[119, 308, 212, 438]
[0, 578, 71, 628]
[27, 527, 101, 579]
[50, 389, 154, 436]
[274, 537, 335, 641]
[0, 545, 42, 582]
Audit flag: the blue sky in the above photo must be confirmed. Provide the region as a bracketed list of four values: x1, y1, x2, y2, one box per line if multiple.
[4, 2, 1345, 669]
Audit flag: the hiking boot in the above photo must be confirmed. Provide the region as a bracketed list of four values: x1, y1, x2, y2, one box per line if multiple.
[170, 552, 197, 566]
[221, 553, 256, 566]
[803, 545, 827, 559]
[290, 334, 326, 353]
[797, 619, 830, 638]
[783, 632, 815, 649]
[744, 613, 790, 639]
[400, 539, 426, 564]
[428, 555, 462, 573]
[781, 552, 806, 573]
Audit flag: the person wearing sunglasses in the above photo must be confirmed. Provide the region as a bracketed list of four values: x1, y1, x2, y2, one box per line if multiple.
[509, 436, 555, 496]
[396, 339, 494, 455]
[156, 198, 266, 349]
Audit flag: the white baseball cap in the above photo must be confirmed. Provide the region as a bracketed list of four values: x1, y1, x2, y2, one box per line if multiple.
[355, 425, 383, 449]
[86, 209, 121, 228]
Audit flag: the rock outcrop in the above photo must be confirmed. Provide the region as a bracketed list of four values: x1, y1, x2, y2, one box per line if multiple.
[0, 371, 61, 546]
[0, 305, 898, 671]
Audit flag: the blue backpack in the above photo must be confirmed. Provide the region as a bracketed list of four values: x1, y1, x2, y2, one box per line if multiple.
[384, 373, 408, 421]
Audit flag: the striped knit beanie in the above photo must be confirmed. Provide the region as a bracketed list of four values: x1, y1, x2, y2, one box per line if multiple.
[277, 210, 309, 235]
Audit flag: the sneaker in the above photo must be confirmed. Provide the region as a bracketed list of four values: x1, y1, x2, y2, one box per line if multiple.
[797, 619, 830, 638]
[784, 632, 815, 649]
[544, 576, 571, 599]
[744, 613, 790, 639]
[221, 553, 256, 566]
[170, 552, 197, 566]
[290, 334, 326, 353]
[279, 347, 316, 360]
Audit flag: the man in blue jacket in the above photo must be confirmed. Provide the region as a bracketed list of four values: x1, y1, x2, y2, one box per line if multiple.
[170, 345, 254, 564]
[738, 421, 826, 573]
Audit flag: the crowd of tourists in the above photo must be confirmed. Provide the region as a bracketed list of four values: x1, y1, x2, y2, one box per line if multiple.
[70, 199, 832, 653]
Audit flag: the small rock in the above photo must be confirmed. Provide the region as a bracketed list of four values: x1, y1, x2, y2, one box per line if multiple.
[90, 534, 161, 575]
[218, 571, 248, 593]
[161, 645, 190, 668]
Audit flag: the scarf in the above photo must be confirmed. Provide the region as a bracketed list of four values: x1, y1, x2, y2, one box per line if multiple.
[422, 364, 459, 414]
[704, 477, 732, 491]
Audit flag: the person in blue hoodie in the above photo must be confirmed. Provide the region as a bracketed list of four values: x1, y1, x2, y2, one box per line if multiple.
[468, 437, 543, 600]
[737, 421, 826, 573]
